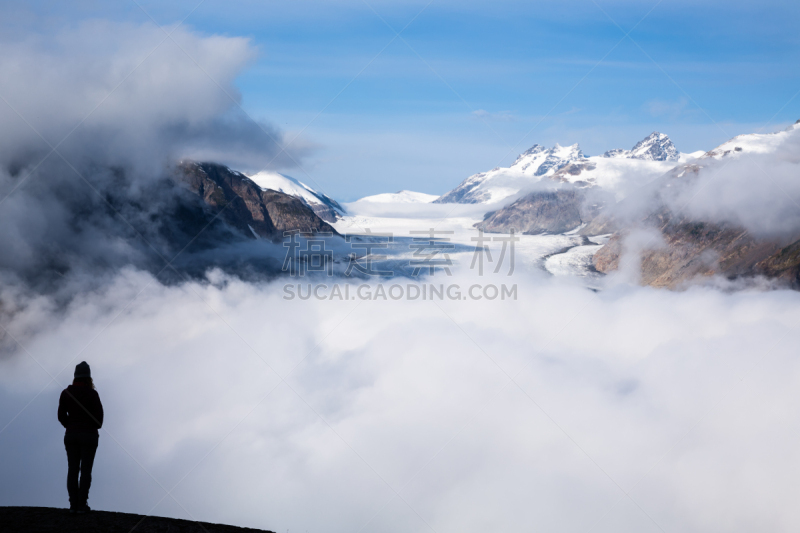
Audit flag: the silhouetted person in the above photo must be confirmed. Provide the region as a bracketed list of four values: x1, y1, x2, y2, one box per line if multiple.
[58, 361, 103, 514]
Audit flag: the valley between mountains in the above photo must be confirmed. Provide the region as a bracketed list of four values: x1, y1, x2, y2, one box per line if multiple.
[174, 122, 800, 289]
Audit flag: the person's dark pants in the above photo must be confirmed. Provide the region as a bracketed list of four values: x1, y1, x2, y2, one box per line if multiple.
[64, 432, 99, 508]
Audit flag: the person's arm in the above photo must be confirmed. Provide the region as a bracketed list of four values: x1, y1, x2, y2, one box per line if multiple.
[92, 392, 104, 429]
[57, 390, 69, 428]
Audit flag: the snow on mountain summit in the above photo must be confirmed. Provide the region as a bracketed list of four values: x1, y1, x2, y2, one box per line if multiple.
[355, 190, 439, 203]
[510, 143, 586, 175]
[436, 132, 690, 205]
[248, 171, 344, 222]
[703, 120, 800, 160]
[602, 132, 679, 161]
[628, 132, 680, 161]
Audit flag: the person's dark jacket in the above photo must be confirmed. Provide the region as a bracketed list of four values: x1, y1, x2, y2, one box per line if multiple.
[58, 383, 104, 435]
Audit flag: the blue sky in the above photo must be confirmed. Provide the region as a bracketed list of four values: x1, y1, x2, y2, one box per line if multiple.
[6, 0, 800, 200]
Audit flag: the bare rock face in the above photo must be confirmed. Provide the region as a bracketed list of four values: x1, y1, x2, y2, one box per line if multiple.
[307, 202, 342, 223]
[476, 189, 604, 235]
[578, 210, 617, 236]
[755, 239, 800, 283]
[549, 162, 597, 186]
[590, 124, 800, 288]
[177, 161, 338, 241]
[592, 207, 800, 289]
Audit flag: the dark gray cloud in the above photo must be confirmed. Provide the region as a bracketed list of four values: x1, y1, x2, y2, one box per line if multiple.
[0, 20, 313, 298]
[0, 20, 308, 172]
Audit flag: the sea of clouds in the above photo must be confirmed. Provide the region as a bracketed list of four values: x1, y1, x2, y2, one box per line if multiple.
[2, 267, 800, 533]
[3, 15, 800, 533]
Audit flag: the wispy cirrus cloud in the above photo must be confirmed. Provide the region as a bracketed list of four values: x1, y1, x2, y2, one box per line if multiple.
[471, 109, 517, 121]
[643, 97, 702, 121]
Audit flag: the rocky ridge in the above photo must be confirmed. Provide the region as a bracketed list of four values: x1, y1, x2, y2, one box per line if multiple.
[626, 132, 680, 161]
[246, 170, 345, 222]
[177, 161, 338, 241]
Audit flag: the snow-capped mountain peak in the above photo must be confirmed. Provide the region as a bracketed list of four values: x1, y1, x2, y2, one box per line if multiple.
[354, 190, 439, 204]
[628, 131, 679, 161]
[534, 143, 586, 176]
[511, 144, 546, 165]
[436, 132, 688, 205]
[704, 120, 800, 160]
[247, 171, 344, 222]
[602, 132, 679, 161]
[509, 142, 585, 175]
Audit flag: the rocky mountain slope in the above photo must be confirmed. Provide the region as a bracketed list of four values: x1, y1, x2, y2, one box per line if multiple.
[476, 189, 607, 235]
[177, 161, 338, 241]
[605, 131, 680, 161]
[590, 123, 800, 288]
[435, 132, 698, 206]
[592, 208, 800, 288]
[246, 170, 345, 222]
[0, 506, 275, 533]
[1, 158, 338, 294]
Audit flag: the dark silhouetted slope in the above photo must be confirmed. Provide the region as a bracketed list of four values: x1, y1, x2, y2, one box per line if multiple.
[0, 506, 275, 533]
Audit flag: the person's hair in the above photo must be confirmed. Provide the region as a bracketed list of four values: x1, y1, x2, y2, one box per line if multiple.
[73, 376, 95, 390]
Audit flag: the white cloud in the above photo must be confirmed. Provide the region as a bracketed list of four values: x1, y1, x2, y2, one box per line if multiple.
[0, 20, 316, 292]
[644, 97, 695, 120]
[471, 109, 517, 122]
[663, 127, 800, 239]
[0, 20, 309, 174]
[2, 266, 800, 532]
